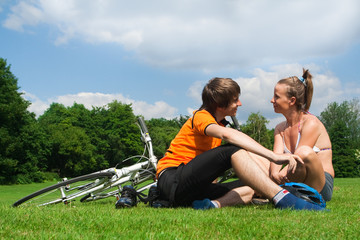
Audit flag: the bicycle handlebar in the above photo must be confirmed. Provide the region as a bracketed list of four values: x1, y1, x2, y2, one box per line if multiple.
[231, 116, 241, 131]
[137, 117, 157, 169]
[138, 117, 149, 134]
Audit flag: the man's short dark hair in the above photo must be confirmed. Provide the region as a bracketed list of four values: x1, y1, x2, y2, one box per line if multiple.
[200, 77, 240, 115]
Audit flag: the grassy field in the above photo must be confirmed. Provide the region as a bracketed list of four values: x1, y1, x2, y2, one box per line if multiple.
[1, 178, 359, 239]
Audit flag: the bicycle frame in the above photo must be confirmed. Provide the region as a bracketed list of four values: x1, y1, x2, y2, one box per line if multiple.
[63, 117, 158, 203]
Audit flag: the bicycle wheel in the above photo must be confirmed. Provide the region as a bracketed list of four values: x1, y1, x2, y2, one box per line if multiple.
[13, 172, 114, 207]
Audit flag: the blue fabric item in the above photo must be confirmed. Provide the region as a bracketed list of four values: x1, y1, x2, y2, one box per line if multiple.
[274, 190, 326, 211]
[192, 198, 216, 210]
[281, 182, 326, 208]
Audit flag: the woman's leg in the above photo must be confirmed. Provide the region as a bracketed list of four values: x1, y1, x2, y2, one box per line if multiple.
[290, 146, 325, 192]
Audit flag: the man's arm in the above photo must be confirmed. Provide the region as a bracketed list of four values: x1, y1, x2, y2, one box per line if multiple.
[206, 124, 303, 173]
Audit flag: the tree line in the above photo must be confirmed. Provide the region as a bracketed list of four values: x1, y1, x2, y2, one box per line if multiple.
[1, 58, 359, 184]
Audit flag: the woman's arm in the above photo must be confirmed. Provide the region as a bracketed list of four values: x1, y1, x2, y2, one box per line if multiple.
[297, 117, 321, 148]
[270, 124, 289, 183]
[272, 123, 285, 153]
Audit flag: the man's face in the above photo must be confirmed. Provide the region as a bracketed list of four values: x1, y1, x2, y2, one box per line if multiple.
[223, 96, 242, 117]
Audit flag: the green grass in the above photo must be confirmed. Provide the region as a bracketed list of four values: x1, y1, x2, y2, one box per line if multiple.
[1, 178, 360, 239]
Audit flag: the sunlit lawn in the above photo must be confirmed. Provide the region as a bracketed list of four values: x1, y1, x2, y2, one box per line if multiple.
[1, 178, 359, 239]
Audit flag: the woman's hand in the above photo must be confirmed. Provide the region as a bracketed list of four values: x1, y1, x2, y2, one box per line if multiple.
[270, 171, 289, 185]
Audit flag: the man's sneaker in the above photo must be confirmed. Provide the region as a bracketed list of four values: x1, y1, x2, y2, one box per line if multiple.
[192, 198, 216, 210]
[147, 185, 160, 207]
[115, 185, 137, 208]
[141, 184, 170, 208]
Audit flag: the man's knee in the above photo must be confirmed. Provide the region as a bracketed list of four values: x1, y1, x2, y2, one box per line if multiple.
[249, 152, 270, 175]
[231, 149, 248, 160]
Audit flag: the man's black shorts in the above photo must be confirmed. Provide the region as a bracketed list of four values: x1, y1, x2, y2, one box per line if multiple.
[158, 144, 246, 206]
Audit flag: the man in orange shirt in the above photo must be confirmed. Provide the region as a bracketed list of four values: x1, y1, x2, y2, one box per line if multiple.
[156, 77, 326, 210]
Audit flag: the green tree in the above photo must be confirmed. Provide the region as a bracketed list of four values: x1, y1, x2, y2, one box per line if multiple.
[146, 117, 183, 158]
[319, 99, 360, 177]
[38, 100, 147, 177]
[328, 121, 359, 177]
[96, 101, 143, 167]
[319, 99, 360, 149]
[48, 123, 97, 176]
[0, 58, 46, 183]
[39, 103, 107, 176]
[241, 112, 272, 149]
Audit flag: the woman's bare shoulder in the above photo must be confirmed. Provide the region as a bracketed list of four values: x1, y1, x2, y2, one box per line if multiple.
[303, 114, 324, 127]
[302, 113, 329, 135]
[274, 121, 287, 134]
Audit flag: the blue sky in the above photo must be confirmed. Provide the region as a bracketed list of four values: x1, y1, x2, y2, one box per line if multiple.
[1, 0, 359, 128]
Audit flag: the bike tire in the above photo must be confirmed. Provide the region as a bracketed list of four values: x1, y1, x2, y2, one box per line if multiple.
[12, 172, 114, 207]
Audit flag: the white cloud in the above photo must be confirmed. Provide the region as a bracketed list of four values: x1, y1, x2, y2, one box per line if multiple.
[3, 0, 360, 71]
[187, 81, 203, 105]
[186, 64, 346, 128]
[22, 91, 49, 115]
[23, 92, 178, 120]
[22, 63, 357, 127]
[3, 1, 43, 31]
[344, 82, 360, 96]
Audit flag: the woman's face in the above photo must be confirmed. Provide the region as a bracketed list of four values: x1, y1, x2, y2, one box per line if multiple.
[271, 83, 291, 113]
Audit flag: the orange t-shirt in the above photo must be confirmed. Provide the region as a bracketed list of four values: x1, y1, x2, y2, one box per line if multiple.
[156, 109, 224, 178]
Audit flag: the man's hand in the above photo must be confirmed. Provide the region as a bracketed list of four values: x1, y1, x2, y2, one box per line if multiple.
[273, 153, 304, 174]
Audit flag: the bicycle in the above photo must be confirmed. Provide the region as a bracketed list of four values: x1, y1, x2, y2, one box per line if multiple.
[12, 117, 158, 207]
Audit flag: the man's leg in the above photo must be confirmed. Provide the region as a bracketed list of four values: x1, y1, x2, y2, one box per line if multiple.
[199, 152, 271, 208]
[193, 149, 279, 209]
[211, 152, 270, 208]
[248, 152, 270, 176]
[231, 150, 281, 198]
[229, 149, 326, 211]
[212, 186, 254, 208]
[171, 144, 242, 206]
